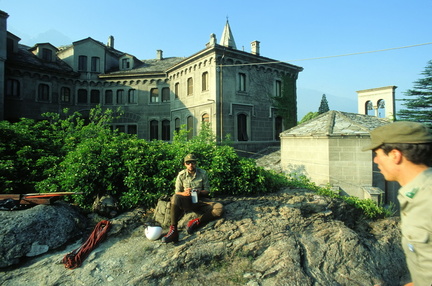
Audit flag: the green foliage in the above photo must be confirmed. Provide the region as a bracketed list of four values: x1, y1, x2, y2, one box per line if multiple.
[273, 75, 297, 129]
[298, 111, 320, 124]
[318, 94, 330, 114]
[284, 173, 392, 219]
[1, 107, 392, 220]
[398, 60, 432, 126]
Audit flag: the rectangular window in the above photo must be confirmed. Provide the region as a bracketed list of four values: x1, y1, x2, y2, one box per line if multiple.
[150, 88, 159, 103]
[239, 73, 246, 92]
[116, 89, 124, 105]
[275, 80, 282, 97]
[78, 56, 87, 71]
[6, 79, 20, 97]
[38, 84, 50, 101]
[127, 125, 137, 135]
[42, 48, 52, 61]
[122, 58, 130, 69]
[77, 89, 87, 104]
[60, 87, 71, 102]
[105, 90, 113, 105]
[162, 87, 170, 102]
[91, 57, 100, 72]
[128, 89, 137, 104]
[116, 125, 125, 133]
[90, 90, 100, 104]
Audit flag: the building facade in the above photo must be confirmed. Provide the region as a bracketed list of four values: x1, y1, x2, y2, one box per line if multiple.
[1, 13, 303, 152]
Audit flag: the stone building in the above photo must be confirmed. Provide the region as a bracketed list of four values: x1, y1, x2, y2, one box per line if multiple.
[1, 11, 303, 152]
[280, 110, 400, 207]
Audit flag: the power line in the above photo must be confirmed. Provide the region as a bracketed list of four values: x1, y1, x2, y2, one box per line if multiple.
[220, 42, 432, 67]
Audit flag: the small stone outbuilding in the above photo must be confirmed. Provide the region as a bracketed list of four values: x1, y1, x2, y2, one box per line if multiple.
[280, 110, 399, 206]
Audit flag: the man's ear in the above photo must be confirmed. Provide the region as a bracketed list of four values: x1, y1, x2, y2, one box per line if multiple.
[390, 149, 403, 164]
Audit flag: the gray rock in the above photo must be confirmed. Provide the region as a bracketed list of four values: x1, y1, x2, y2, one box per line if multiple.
[0, 190, 411, 285]
[0, 202, 86, 268]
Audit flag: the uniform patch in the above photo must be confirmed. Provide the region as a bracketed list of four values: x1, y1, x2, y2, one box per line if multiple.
[405, 187, 419, 199]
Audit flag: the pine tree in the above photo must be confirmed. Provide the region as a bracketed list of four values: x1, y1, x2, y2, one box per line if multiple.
[318, 94, 330, 114]
[398, 60, 432, 126]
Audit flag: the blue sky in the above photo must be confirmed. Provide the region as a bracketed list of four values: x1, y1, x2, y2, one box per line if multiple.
[2, 0, 431, 119]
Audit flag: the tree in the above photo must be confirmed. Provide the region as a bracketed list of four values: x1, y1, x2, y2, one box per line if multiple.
[398, 60, 432, 126]
[299, 111, 320, 124]
[318, 94, 330, 114]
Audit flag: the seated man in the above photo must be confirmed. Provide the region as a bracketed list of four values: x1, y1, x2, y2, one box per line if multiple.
[162, 154, 224, 243]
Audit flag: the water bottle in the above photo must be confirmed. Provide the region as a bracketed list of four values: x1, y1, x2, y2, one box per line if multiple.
[191, 189, 198, 203]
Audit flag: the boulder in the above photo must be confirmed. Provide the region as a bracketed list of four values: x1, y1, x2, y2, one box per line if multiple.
[0, 202, 86, 268]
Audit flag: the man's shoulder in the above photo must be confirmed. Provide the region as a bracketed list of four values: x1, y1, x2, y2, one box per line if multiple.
[196, 168, 207, 175]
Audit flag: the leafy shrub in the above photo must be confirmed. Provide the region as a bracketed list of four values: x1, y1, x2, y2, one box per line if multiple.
[1, 107, 392, 220]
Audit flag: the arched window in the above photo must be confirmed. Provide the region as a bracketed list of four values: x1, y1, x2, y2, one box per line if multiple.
[128, 89, 137, 104]
[162, 87, 170, 102]
[377, 99, 385, 118]
[202, 113, 210, 122]
[77, 88, 87, 104]
[162, 120, 170, 141]
[6, 79, 20, 98]
[365, 101, 374, 116]
[175, 118, 180, 133]
[60, 87, 70, 103]
[175, 83, 180, 99]
[105, 90, 113, 105]
[150, 120, 158, 140]
[90, 90, 100, 104]
[116, 89, 124, 105]
[202, 72, 208, 91]
[150, 88, 159, 103]
[187, 116, 194, 140]
[237, 113, 249, 141]
[187, 78, 193, 95]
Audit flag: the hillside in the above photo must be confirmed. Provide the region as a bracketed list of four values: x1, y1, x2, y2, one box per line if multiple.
[0, 150, 411, 285]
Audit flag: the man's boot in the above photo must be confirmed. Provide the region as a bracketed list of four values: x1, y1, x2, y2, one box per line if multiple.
[161, 225, 179, 243]
[187, 218, 200, 234]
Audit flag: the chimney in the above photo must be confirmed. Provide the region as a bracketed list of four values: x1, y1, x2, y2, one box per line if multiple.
[156, 49, 163, 60]
[251, 40, 260, 56]
[107, 35, 114, 48]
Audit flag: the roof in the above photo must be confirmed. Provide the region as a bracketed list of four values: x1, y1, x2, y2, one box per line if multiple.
[220, 20, 237, 49]
[6, 44, 77, 75]
[281, 110, 391, 137]
[103, 56, 185, 76]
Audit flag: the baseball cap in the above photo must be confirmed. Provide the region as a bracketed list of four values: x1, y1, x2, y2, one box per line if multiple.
[184, 154, 198, 162]
[362, 121, 432, 151]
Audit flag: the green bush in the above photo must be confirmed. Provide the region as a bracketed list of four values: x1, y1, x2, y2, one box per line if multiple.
[1, 107, 391, 220]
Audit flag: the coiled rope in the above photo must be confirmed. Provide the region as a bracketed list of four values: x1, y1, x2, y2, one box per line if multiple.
[63, 220, 111, 269]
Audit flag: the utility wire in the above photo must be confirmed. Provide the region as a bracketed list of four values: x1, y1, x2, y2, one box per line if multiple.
[220, 42, 432, 67]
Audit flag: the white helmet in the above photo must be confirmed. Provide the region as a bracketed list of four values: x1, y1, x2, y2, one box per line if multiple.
[145, 225, 163, 241]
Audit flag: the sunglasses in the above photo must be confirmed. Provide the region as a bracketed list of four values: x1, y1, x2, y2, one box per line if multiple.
[185, 161, 196, 165]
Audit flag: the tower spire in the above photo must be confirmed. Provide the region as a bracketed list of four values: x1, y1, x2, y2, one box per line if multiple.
[219, 19, 237, 49]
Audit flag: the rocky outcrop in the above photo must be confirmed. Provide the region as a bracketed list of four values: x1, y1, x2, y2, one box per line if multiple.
[0, 202, 86, 268]
[0, 189, 410, 286]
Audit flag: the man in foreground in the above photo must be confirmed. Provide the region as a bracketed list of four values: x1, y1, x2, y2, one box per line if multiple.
[363, 121, 432, 285]
[162, 154, 224, 243]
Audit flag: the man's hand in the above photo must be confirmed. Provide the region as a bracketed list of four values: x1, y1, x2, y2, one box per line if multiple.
[178, 188, 192, 196]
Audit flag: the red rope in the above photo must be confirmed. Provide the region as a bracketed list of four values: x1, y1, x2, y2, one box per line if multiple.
[63, 220, 111, 269]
